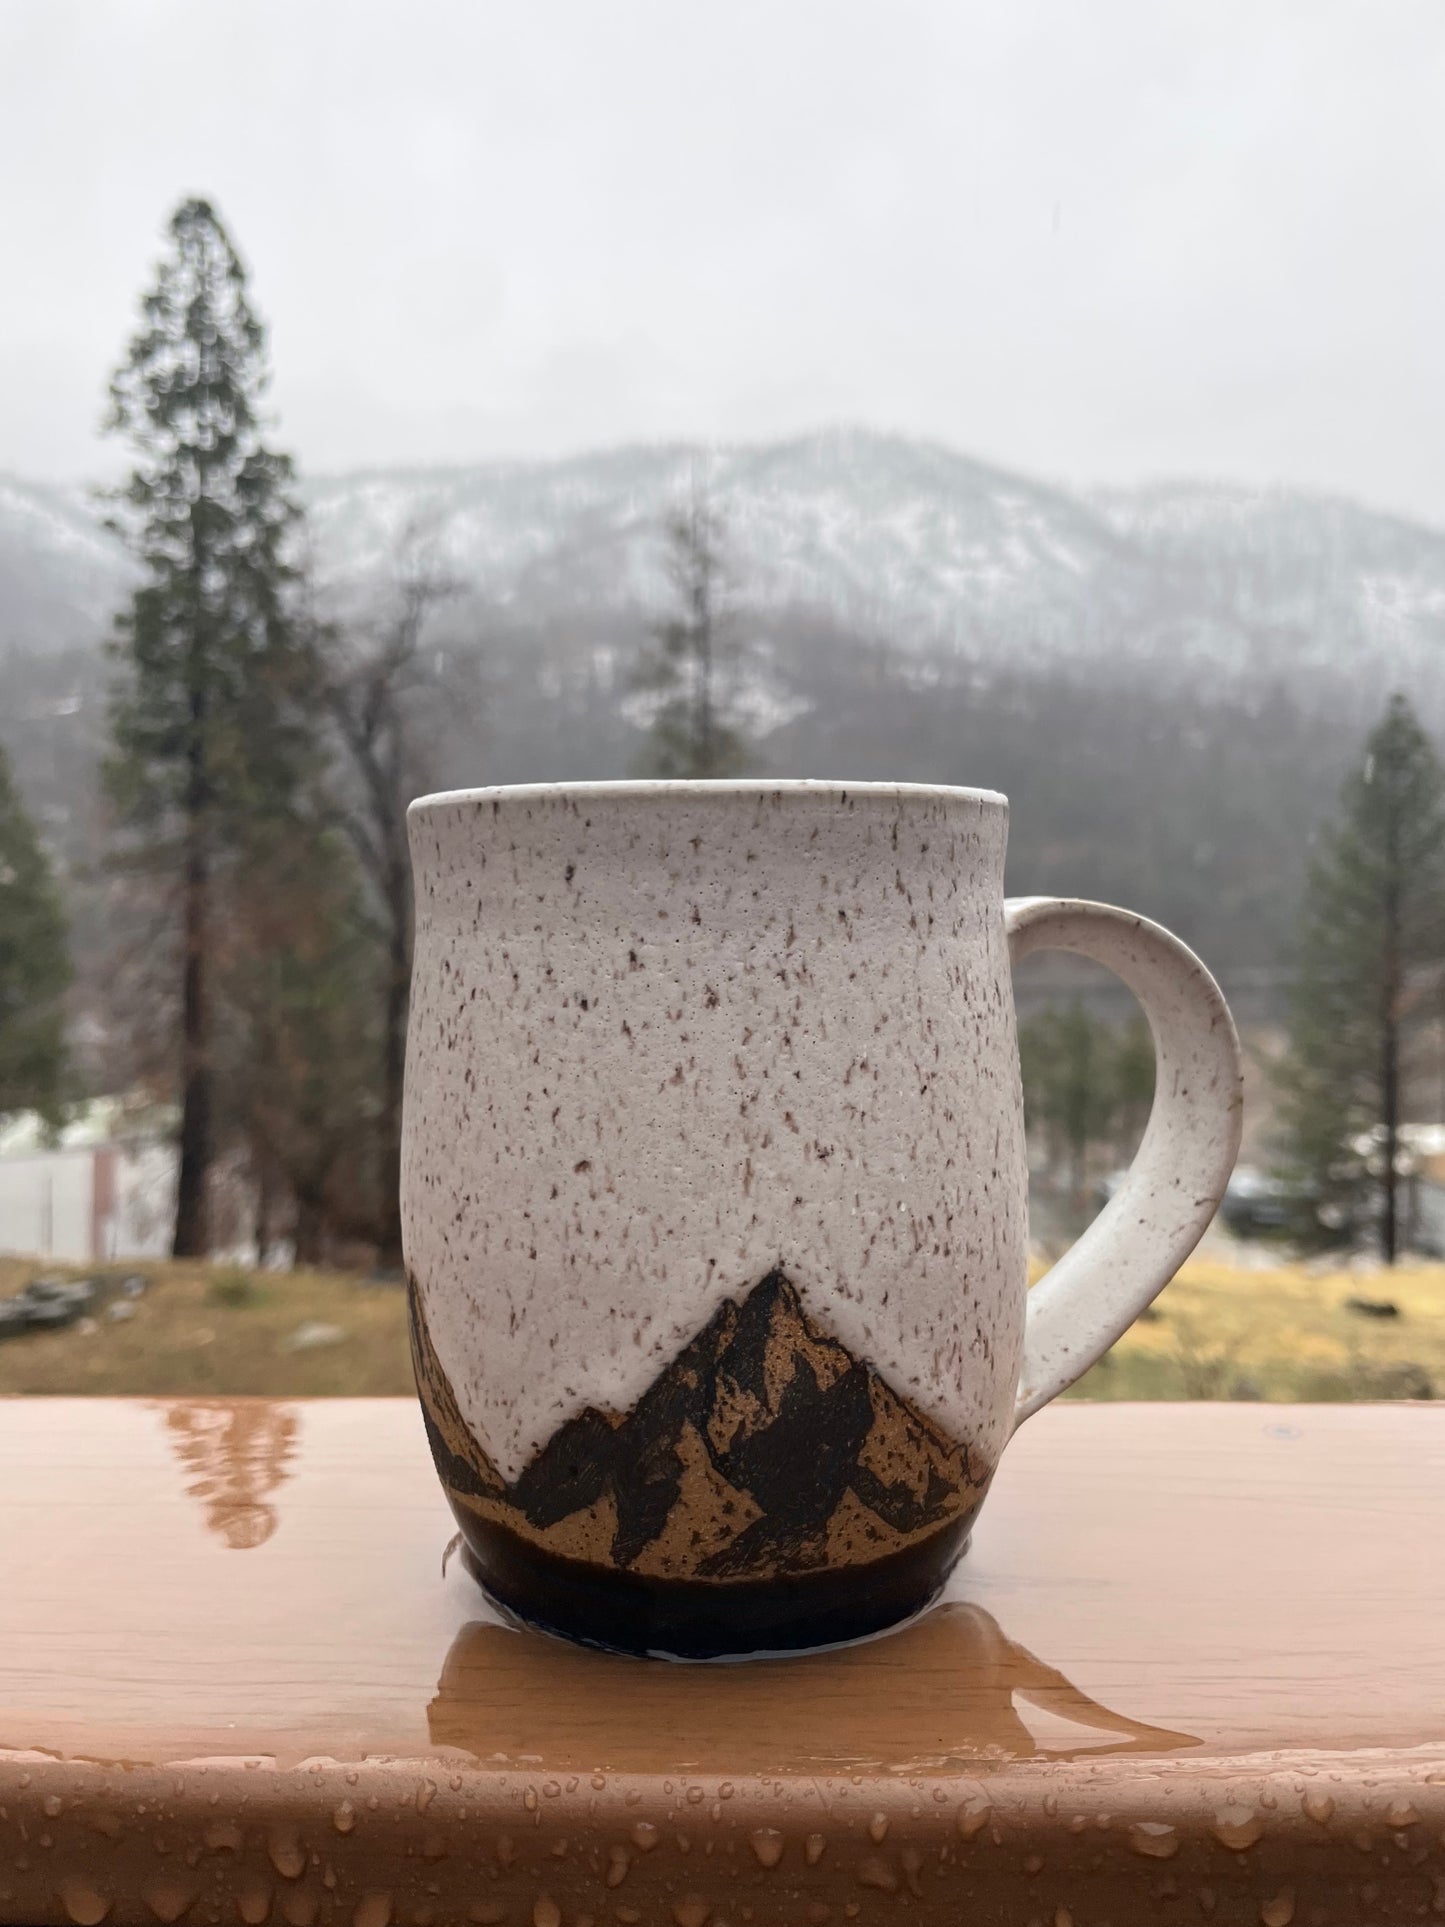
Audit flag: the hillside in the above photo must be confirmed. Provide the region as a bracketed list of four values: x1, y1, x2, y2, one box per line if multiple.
[9, 429, 1445, 690]
[2, 427, 1440, 995]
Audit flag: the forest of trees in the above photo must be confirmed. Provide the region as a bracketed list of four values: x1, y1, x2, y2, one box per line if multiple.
[1, 195, 1442, 1266]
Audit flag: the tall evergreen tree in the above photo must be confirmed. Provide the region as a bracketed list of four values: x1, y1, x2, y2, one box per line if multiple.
[105, 199, 319, 1256]
[219, 821, 381, 1266]
[1274, 694, 1445, 1262]
[1020, 1000, 1121, 1204]
[0, 743, 70, 1125]
[633, 472, 752, 777]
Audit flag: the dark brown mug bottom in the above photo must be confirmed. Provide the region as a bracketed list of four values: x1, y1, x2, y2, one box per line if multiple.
[453, 1507, 979, 1660]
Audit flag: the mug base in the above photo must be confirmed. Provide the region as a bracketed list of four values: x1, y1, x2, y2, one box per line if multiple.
[452, 1507, 979, 1660]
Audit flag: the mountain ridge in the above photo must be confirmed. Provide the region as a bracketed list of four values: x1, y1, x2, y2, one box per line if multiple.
[4, 426, 1443, 692]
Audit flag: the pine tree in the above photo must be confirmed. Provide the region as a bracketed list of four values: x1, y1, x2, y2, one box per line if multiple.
[1019, 1000, 1121, 1205]
[1112, 1012, 1156, 1150]
[633, 472, 752, 778]
[0, 743, 70, 1125]
[1274, 694, 1445, 1262]
[219, 821, 380, 1266]
[104, 199, 320, 1256]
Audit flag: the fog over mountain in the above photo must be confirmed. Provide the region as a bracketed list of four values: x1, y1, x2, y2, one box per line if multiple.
[4, 428, 1442, 1005]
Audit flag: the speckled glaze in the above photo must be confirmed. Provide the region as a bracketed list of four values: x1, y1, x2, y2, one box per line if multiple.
[402, 781, 1243, 1655]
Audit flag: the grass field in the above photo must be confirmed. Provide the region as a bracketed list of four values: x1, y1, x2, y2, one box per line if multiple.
[0, 1256, 413, 1396]
[0, 1251, 1442, 1401]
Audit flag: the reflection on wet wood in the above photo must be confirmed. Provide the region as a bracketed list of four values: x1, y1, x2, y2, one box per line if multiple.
[430, 1601, 1199, 1769]
[157, 1399, 298, 1549]
[2, 1399, 1444, 1926]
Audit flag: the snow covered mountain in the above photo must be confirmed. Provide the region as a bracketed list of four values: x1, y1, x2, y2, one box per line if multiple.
[5, 428, 1445, 699]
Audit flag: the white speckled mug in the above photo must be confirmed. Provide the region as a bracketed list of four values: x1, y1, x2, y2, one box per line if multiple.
[402, 781, 1242, 1657]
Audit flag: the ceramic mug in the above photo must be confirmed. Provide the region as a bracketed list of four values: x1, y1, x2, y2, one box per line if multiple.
[402, 781, 1242, 1658]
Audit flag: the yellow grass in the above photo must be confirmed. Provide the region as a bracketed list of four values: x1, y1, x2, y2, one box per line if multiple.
[1062, 1255, 1445, 1401]
[0, 1257, 412, 1397]
[0, 1252, 1441, 1401]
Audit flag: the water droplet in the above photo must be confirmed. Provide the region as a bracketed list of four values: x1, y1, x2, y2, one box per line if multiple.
[900, 1846, 923, 1898]
[142, 1874, 199, 1923]
[43, 1794, 64, 1818]
[1302, 1791, 1334, 1826]
[279, 1888, 319, 1927]
[345, 1771, 358, 1787]
[867, 1813, 888, 1844]
[1386, 1800, 1419, 1828]
[605, 1845, 631, 1888]
[543, 1782, 560, 1800]
[1211, 1806, 1262, 1851]
[90, 1812, 124, 1841]
[805, 1833, 826, 1866]
[204, 1821, 243, 1853]
[672, 1899, 709, 1927]
[957, 1797, 990, 1839]
[353, 1893, 391, 1927]
[719, 1784, 734, 1801]
[1260, 1890, 1294, 1927]
[856, 1857, 897, 1893]
[416, 1782, 436, 1816]
[631, 1821, 659, 1852]
[1198, 1887, 1216, 1918]
[523, 1789, 539, 1813]
[750, 1829, 784, 1869]
[1024, 1853, 1043, 1874]
[1042, 1795, 1058, 1818]
[591, 1775, 606, 1792]
[60, 1878, 111, 1926]
[687, 1787, 704, 1806]
[1055, 1911, 1074, 1927]
[237, 1876, 272, 1923]
[330, 1800, 356, 1835]
[533, 1899, 561, 1927]
[1129, 1822, 1180, 1860]
[267, 1827, 306, 1881]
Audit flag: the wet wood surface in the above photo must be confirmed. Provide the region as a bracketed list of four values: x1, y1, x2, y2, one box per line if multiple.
[2, 1397, 1443, 1925]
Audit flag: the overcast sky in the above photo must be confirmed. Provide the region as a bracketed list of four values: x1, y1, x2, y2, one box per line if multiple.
[3, 0, 1443, 520]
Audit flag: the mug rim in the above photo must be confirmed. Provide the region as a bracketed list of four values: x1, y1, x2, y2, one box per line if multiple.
[409, 778, 1007, 817]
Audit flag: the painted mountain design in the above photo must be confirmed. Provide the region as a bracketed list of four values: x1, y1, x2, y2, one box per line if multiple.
[411, 1269, 990, 1584]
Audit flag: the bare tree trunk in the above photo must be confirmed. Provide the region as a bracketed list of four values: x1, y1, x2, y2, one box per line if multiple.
[173, 715, 211, 1258]
[293, 1192, 324, 1268]
[1381, 802, 1402, 1266]
[253, 1153, 272, 1269]
[697, 600, 714, 773]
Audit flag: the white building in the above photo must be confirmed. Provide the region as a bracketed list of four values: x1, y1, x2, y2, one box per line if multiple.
[0, 1099, 176, 1264]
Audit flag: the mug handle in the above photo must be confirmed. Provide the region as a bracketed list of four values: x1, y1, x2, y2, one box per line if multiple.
[1006, 897, 1244, 1426]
